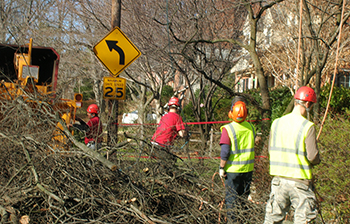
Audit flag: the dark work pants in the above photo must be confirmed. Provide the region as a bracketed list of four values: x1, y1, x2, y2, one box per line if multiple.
[225, 171, 253, 223]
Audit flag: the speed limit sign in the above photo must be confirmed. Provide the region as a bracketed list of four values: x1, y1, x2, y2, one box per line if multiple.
[103, 77, 126, 100]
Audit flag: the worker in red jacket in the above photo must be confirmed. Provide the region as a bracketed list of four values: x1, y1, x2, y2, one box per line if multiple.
[69, 104, 103, 150]
[151, 97, 186, 164]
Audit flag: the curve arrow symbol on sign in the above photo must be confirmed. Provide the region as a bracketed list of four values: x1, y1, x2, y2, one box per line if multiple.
[106, 40, 125, 65]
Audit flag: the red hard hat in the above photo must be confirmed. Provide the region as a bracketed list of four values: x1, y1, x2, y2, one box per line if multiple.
[87, 104, 99, 114]
[228, 101, 247, 123]
[168, 97, 180, 107]
[294, 86, 317, 103]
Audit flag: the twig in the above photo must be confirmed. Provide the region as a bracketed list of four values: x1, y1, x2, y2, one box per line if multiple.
[129, 204, 155, 224]
[37, 183, 64, 204]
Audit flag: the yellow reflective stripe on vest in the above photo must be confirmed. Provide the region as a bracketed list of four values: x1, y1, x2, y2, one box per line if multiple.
[222, 121, 255, 172]
[270, 161, 311, 171]
[269, 114, 313, 179]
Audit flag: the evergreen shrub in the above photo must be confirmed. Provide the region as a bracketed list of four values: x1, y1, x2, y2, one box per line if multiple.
[319, 84, 350, 115]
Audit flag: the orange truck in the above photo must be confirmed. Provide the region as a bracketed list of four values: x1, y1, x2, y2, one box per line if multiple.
[0, 38, 83, 148]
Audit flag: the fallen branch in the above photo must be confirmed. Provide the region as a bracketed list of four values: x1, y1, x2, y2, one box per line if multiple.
[154, 179, 218, 211]
[58, 113, 118, 171]
[37, 183, 64, 204]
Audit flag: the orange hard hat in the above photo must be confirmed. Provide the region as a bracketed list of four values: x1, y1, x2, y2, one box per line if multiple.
[294, 86, 317, 103]
[228, 101, 247, 123]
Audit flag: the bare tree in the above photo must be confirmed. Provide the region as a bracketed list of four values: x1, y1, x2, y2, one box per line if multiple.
[261, 0, 350, 119]
[149, 0, 280, 147]
[57, 0, 111, 104]
[118, 0, 178, 121]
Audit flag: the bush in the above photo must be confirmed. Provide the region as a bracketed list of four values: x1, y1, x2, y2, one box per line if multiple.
[213, 98, 232, 122]
[245, 87, 293, 134]
[161, 85, 174, 105]
[182, 100, 197, 122]
[314, 115, 350, 222]
[319, 84, 350, 115]
[269, 87, 293, 121]
[181, 87, 293, 133]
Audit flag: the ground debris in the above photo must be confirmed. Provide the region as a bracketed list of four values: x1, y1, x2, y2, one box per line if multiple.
[0, 95, 268, 223]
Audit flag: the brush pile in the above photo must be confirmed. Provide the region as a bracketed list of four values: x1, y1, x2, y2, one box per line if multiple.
[0, 94, 269, 223]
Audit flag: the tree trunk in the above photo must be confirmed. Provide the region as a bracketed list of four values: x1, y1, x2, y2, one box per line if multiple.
[249, 47, 271, 135]
[314, 67, 322, 122]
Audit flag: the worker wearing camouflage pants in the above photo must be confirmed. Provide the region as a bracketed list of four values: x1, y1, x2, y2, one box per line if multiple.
[264, 86, 321, 224]
[264, 177, 317, 223]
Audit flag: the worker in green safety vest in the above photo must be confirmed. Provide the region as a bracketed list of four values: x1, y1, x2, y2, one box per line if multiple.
[264, 86, 321, 224]
[219, 96, 256, 223]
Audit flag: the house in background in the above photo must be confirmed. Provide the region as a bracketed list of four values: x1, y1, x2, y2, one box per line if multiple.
[230, 8, 276, 92]
[232, 5, 350, 92]
[230, 56, 275, 93]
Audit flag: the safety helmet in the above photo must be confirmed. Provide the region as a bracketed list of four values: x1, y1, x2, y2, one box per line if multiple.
[87, 104, 99, 114]
[168, 97, 180, 108]
[228, 101, 247, 123]
[294, 86, 317, 103]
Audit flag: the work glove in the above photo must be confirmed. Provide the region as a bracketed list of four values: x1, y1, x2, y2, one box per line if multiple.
[219, 167, 226, 178]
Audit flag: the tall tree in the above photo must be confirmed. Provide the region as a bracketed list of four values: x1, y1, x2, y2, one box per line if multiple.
[261, 0, 350, 120]
[120, 0, 179, 125]
[155, 0, 284, 139]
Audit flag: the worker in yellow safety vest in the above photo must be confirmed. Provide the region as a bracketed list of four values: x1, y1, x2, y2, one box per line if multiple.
[219, 96, 256, 223]
[264, 86, 321, 224]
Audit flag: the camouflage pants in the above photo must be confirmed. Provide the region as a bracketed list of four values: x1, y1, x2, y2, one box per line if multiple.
[264, 177, 317, 224]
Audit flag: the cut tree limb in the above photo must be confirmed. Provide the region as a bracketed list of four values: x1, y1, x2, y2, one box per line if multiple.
[58, 114, 118, 171]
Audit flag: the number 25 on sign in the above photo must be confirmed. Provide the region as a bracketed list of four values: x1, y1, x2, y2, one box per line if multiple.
[103, 77, 126, 100]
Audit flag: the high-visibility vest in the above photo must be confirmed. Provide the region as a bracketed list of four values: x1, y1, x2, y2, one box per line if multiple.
[269, 112, 314, 180]
[221, 121, 255, 173]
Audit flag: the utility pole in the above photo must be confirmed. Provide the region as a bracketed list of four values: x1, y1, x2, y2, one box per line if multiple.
[107, 0, 122, 146]
[111, 0, 121, 28]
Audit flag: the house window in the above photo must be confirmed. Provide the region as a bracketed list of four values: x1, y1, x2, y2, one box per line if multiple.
[237, 77, 253, 92]
[335, 71, 350, 88]
[243, 78, 249, 91]
[267, 76, 275, 88]
[339, 74, 350, 88]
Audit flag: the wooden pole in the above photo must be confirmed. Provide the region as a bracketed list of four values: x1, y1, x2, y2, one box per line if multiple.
[111, 0, 121, 28]
[107, 0, 122, 146]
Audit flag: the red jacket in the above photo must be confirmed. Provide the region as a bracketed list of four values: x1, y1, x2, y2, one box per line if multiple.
[85, 116, 103, 144]
[152, 112, 185, 146]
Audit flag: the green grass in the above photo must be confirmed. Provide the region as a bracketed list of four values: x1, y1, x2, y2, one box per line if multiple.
[314, 114, 350, 222]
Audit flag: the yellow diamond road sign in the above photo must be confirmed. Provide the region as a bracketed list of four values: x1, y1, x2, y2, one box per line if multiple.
[93, 27, 141, 77]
